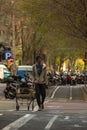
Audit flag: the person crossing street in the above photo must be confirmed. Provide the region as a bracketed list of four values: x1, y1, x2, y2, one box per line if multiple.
[33, 55, 48, 111]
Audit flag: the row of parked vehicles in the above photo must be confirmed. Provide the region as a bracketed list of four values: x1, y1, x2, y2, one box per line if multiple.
[3, 65, 35, 110]
[0, 64, 33, 82]
[3, 65, 33, 99]
[47, 72, 86, 86]
[0, 63, 86, 86]
[0, 64, 86, 100]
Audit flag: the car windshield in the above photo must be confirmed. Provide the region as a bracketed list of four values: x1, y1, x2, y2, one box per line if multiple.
[17, 66, 33, 78]
[18, 66, 32, 71]
[3, 68, 9, 71]
[17, 66, 33, 76]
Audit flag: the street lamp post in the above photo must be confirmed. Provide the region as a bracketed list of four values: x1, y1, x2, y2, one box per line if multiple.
[12, 12, 16, 60]
[11, 0, 15, 59]
[11, 0, 16, 74]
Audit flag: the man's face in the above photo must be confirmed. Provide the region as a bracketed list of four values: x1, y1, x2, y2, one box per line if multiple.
[37, 58, 42, 64]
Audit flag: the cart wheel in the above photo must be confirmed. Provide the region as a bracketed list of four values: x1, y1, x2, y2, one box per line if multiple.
[32, 105, 34, 110]
[16, 105, 19, 111]
[28, 106, 29, 111]
[32, 101, 34, 110]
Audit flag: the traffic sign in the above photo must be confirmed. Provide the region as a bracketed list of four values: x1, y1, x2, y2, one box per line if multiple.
[4, 50, 13, 60]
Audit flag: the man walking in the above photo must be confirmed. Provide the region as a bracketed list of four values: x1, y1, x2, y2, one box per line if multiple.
[33, 55, 47, 111]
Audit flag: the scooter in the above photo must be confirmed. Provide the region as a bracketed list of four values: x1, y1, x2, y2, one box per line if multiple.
[4, 75, 33, 99]
[4, 76, 21, 99]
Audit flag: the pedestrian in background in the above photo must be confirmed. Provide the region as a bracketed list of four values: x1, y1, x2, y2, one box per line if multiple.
[33, 55, 48, 111]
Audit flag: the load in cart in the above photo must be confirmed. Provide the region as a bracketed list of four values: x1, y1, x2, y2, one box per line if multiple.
[16, 78, 36, 111]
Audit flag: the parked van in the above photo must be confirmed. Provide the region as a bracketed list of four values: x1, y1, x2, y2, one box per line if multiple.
[0, 64, 10, 81]
[16, 65, 33, 78]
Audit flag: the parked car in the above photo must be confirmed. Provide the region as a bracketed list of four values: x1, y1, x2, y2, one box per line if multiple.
[0, 64, 10, 82]
[16, 65, 33, 78]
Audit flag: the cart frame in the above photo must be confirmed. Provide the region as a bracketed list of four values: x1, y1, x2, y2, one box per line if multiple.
[16, 87, 36, 111]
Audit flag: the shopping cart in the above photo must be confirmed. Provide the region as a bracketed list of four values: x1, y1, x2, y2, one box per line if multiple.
[16, 86, 36, 111]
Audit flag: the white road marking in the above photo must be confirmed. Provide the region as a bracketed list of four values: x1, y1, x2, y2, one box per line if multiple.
[33, 105, 38, 112]
[8, 109, 15, 112]
[64, 116, 70, 120]
[51, 86, 60, 99]
[0, 113, 3, 116]
[2, 114, 35, 130]
[70, 86, 72, 100]
[82, 120, 87, 123]
[0, 109, 15, 112]
[45, 115, 58, 130]
[74, 124, 81, 127]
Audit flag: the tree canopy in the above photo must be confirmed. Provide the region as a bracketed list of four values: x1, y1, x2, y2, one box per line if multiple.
[0, 0, 87, 69]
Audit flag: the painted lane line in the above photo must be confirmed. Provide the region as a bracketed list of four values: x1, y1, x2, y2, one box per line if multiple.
[70, 86, 72, 100]
[2, 114, 35, 130]
[82, 120, 87, 123]
[33, 105, 38, 112]
[45, 115, 58, 130]
[0, 109, 15, 112]
[64, 116, 70, 120]
[8, 109, 15, 112]
[74, 124, 81, 127]
[51, 86, 60, 99]
[0, 113, 3, 116]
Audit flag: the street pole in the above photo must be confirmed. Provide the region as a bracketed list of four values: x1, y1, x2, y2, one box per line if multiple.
[11, 0, 15, 59]
[12, 13, 16, 60]
[11, 0, 16, 74]
[21, 20, 24, 65]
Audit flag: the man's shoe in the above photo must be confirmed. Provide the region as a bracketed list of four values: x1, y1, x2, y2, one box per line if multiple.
[41, 104, 44, 109]
[38, 107, 42, 111]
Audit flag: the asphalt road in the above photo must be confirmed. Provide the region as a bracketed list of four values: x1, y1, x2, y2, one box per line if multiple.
[0, 109, 87, 130]
[0, 84, 87, 130]
[53, 85, 85, 101]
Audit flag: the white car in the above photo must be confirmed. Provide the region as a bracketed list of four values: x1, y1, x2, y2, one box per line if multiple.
[0, 64, 10, 81]
[16, 65, 33, 78]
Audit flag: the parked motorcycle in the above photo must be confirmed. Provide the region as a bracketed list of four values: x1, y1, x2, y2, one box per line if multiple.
[4, 75, 33, 99]
[71, 75, 77, 85]
[4, 76, 21, 99]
